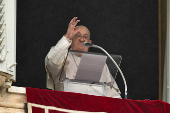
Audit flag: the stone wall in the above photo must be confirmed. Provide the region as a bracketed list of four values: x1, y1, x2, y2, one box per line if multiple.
[0, 76, 27, 113]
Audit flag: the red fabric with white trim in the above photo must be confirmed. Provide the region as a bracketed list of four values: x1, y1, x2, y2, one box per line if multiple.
[26, 87, 170, 113]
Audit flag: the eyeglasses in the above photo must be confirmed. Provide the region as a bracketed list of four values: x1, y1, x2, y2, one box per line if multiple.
[74, 34, 89, 40]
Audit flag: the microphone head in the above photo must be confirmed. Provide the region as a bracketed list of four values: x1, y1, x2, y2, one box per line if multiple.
[83, 42, 88, 46]
[83, 42, 93, 47]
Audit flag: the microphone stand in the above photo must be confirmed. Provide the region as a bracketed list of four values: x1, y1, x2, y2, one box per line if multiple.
[90, 44, 128, 99]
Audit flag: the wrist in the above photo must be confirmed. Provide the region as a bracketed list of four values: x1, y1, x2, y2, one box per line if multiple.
[64, 34, 71, 40]
[64, 35, 72, 43]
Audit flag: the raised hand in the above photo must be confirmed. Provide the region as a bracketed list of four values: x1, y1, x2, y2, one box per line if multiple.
[65, 17, 80, 40]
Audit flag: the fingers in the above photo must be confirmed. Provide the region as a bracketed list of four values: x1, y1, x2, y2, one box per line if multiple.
[70, 17, 77, 24]
[74, 20, 80, 26]
[66, 17, 80, 39]
[69, 17, 80, 27]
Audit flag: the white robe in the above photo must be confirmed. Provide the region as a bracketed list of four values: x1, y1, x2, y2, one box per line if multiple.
[45, 36, 121, 98]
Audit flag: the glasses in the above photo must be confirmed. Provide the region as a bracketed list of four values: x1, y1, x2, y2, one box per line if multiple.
[74, 34, 89, 40]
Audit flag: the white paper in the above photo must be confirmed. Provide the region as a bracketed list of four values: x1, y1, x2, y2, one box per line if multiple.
[75, 53, 107, 82]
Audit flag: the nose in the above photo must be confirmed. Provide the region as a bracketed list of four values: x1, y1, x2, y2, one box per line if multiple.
[79, 36, 85, 42]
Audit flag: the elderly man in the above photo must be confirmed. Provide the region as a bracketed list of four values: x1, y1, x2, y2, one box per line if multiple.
[45, 17, 121, 98]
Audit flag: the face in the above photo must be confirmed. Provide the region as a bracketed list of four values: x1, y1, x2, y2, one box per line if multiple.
[71, 26, 92, 52]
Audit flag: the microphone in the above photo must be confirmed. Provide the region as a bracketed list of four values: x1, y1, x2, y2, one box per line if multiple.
[84, 42, 128, 99]
[83, 42, 95, 47]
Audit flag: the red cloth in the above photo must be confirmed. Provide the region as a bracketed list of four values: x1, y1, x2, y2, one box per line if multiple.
[26, 87, 170, 113]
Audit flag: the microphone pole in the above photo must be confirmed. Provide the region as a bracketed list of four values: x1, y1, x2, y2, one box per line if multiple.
[83, 42, 128, 99]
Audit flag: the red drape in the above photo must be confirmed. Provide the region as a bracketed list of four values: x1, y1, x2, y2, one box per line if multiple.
[26, 87, 170, 113]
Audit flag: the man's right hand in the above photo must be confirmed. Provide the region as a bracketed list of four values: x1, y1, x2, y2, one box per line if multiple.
[65, 17, 80, 40]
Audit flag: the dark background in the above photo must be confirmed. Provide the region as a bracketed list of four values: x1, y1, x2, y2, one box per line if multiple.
[14, 0, 158, 100]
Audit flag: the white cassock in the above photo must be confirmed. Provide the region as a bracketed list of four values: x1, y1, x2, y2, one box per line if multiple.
[45, 36, 121, 98]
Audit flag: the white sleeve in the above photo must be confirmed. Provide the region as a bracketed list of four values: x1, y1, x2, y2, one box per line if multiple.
[47, 36, 72, 65]
[45, 36, 72, 89]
